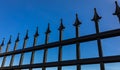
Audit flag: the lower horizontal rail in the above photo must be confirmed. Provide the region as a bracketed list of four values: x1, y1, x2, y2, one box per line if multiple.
[1, 55, 120, 69]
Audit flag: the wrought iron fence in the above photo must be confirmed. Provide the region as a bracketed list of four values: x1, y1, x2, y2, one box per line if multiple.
[0, 1, 120, 70]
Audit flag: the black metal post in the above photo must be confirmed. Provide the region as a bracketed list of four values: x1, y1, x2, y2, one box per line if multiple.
[30, 27, 39, 70]
[73, 14, 81, 70]
[42, 23, 51, 70]
[19, 30, 29, 66]
[92, 8, 105, 70]
[1, 36, 11, 67]
[0, 38, 5, 53]
[10, 33, 20, 66]
[58, 19, 65, 70]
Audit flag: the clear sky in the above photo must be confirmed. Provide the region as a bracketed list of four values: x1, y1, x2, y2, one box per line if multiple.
[0, 0, 120, 70]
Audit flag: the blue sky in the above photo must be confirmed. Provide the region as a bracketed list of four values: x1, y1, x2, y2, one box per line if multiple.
[0, 0, 120, 70]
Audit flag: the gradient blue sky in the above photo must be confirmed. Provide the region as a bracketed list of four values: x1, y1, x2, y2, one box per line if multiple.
[0, 0, 120, 70]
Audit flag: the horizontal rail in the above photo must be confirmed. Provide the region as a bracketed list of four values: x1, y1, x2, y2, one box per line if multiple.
[0, 29, 120, 57]
[1, 55, 120, 69]
[1, 29, 120, 57]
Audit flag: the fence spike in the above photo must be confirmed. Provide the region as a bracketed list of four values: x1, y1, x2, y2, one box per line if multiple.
[10, 33, 20, 66]
[8, 35, 12, 44]
[15, 33, 20, 43]
[1, 38, 5, 47]
[30, 27, 39, 68]
[42, 23, 51, 70]
[24, 30, 29, 40]
[92, 8, 105, 70]
[73, 13, 82, 26]
[19, 30, 29, 66]
[91, 8, 102, 23]
[73, 14, 81, 37]
[45, 23, 51, 44]
[92, 8, 102, 34]
[58, 19, 65, 70]
[113, 1, 120, 23]
[73, 14, 81, 70]
[45, 23, 51, 34]
[1, 36, 12, 67]
[58, 19, 65, 31]
[5, 35, 12, 52]
[34, 27, 39, 37]
[0, 38, 5, 52]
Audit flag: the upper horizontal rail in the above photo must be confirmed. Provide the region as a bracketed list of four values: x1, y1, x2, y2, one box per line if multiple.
[0, 28, 120, 57]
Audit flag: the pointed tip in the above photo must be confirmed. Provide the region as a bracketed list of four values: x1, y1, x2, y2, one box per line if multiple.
[1, 38, 5, 46]
[76, 13, 78, 18]
[58, 18, 65, 30]
[115, 1, 118, 5]
[48, 23, 50, 29]
[113, 1, 120, 15]
[75, 13, 79, 21]
[34, 27, 39, 37]
[92, 8, 101, 23]
[60, 18, 63, 23]
[15, 33, 20, 42]
[94, 8, 96, 12]
[73, 13, 81, 26]
[25, 30, 29, 40]
[45, 23, 51, 34]
[8, 35, 12, 44]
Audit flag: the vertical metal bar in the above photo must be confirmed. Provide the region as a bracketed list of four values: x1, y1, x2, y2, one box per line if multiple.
[58, 30, 62, 70]
[30, 27, 39, 70]
[0, 38, 5, 53]
[1, 55, 6, 67]
[95, 22, 105, 70]
[76, 27, 81, 70]
[30, 37, 37, 64]
[42, 35, 48, 70]
[0, 39, 6, 67]
[42, 24, 51, 70]
[58, 19, 65, 70]
[10, 33, 20, 67]
[92, 8, 105, 70]
[19, 30, 29, 66]
[73, 14, 81, 70]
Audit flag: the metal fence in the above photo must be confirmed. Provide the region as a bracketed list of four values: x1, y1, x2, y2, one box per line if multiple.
[0, 1, 120, 70]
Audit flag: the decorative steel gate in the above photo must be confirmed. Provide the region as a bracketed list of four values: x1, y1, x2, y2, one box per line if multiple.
[0, 1, 120, 70]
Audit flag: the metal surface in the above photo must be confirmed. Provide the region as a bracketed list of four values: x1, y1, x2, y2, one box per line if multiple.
[0, 1, 120, 70]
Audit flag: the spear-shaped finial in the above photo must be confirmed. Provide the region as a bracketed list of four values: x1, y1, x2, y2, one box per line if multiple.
[73, 13, 82, 26]
[58, 19, 65, 31]
[24, 30, 29, 40]
[92, 8, 102, 34]
[15, 33, 20, 43]
[34, 27, 39, 37]
[92, 8, 102, 23]
[8, 35, 12, 44]
[45, 23, 51, 34]
[113, 1, 120, 23]
[1, 38, 5, 46]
